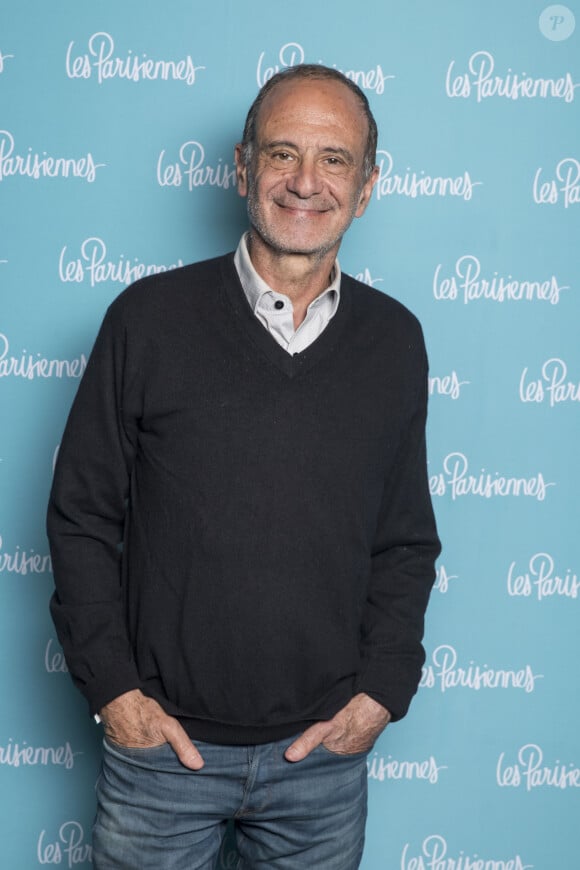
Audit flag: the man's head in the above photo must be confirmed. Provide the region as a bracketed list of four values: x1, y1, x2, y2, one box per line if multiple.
[234, 65, 379, 263]
[240, 65, 378, 182]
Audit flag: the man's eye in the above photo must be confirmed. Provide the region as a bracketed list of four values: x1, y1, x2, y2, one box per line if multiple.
[323, 156, 349, 172]
[272, 151, 293, 162]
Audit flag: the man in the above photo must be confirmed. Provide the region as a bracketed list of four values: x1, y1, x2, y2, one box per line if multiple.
[48, 65, 440, 869]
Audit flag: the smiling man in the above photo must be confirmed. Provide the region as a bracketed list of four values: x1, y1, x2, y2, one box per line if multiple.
[48, 65, 440, 869]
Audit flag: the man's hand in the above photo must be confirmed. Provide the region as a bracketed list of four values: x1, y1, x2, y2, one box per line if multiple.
[284, 693, 391, 762]
[99, 689, 204, 770]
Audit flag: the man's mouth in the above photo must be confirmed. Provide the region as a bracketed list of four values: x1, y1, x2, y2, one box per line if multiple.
[275, 201, 330, 215]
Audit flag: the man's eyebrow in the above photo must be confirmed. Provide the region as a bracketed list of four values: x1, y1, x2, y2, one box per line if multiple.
[260, 140, 298, 152]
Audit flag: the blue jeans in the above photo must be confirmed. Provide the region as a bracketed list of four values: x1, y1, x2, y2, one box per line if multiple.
[92, 735, 368, 869]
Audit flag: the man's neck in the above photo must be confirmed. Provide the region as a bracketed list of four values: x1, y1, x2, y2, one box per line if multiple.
[246, 231, 339, 328]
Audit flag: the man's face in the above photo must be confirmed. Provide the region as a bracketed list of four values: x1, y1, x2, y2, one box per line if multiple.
[235, 78, 378, 260]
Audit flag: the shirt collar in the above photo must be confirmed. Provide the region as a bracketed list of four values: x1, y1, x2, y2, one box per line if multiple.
[233, 232, 341, 314]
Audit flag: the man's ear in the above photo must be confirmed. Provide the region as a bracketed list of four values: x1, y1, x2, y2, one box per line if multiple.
[234, 144, 248, 197]
[355, 165, 379, 218]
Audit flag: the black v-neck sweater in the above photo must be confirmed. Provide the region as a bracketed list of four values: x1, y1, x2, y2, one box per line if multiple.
[48, 253, 440, 744]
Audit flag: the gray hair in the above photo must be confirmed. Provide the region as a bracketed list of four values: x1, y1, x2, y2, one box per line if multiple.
[240, 64, 378, 180]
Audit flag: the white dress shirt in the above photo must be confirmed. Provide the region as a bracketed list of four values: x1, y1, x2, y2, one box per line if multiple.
[234, 233, 341, 355]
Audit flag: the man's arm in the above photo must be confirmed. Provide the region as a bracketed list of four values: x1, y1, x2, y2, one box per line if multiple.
[47, 303, 203, 769]
[354, 342, 440, 720]
[48, 305, 140, 714]
[287, 334, 440, 760]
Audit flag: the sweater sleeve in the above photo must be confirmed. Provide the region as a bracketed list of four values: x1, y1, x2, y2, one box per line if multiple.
[355, 340, 441, 721]
[47, 303, 142, 716]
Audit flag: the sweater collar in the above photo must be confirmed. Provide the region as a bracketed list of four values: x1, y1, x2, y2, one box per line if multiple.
[220, 253, 352, 380]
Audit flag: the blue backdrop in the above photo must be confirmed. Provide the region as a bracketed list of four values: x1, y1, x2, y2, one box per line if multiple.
[1, 1, 579, 867]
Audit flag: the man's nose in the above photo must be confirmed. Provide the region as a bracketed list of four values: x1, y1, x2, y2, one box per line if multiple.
[286, 157, 323, 198]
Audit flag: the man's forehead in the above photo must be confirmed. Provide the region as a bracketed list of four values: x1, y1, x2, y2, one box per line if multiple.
[255, 78, 367, 139]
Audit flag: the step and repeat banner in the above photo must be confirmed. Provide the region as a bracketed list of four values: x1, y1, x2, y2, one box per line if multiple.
[1, 1, 579, 867]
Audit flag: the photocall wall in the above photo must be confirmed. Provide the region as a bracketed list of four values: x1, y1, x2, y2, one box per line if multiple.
[1, 1, 579, 866]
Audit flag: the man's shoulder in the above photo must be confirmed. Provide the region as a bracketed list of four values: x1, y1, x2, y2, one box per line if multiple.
[342, 272, 423, 337]
[108, 252, 235, 319]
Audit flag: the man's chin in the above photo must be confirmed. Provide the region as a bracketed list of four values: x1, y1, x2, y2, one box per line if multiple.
[251, 228, 341, 260]
[274, 243, 337, 260]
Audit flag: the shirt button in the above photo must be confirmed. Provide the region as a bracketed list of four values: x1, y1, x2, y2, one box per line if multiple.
[274, 300, 284, 310]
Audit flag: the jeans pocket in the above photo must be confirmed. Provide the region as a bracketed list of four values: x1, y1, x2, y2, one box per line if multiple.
[103, 735, 171, 762]
[317, 743, 370, 760]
